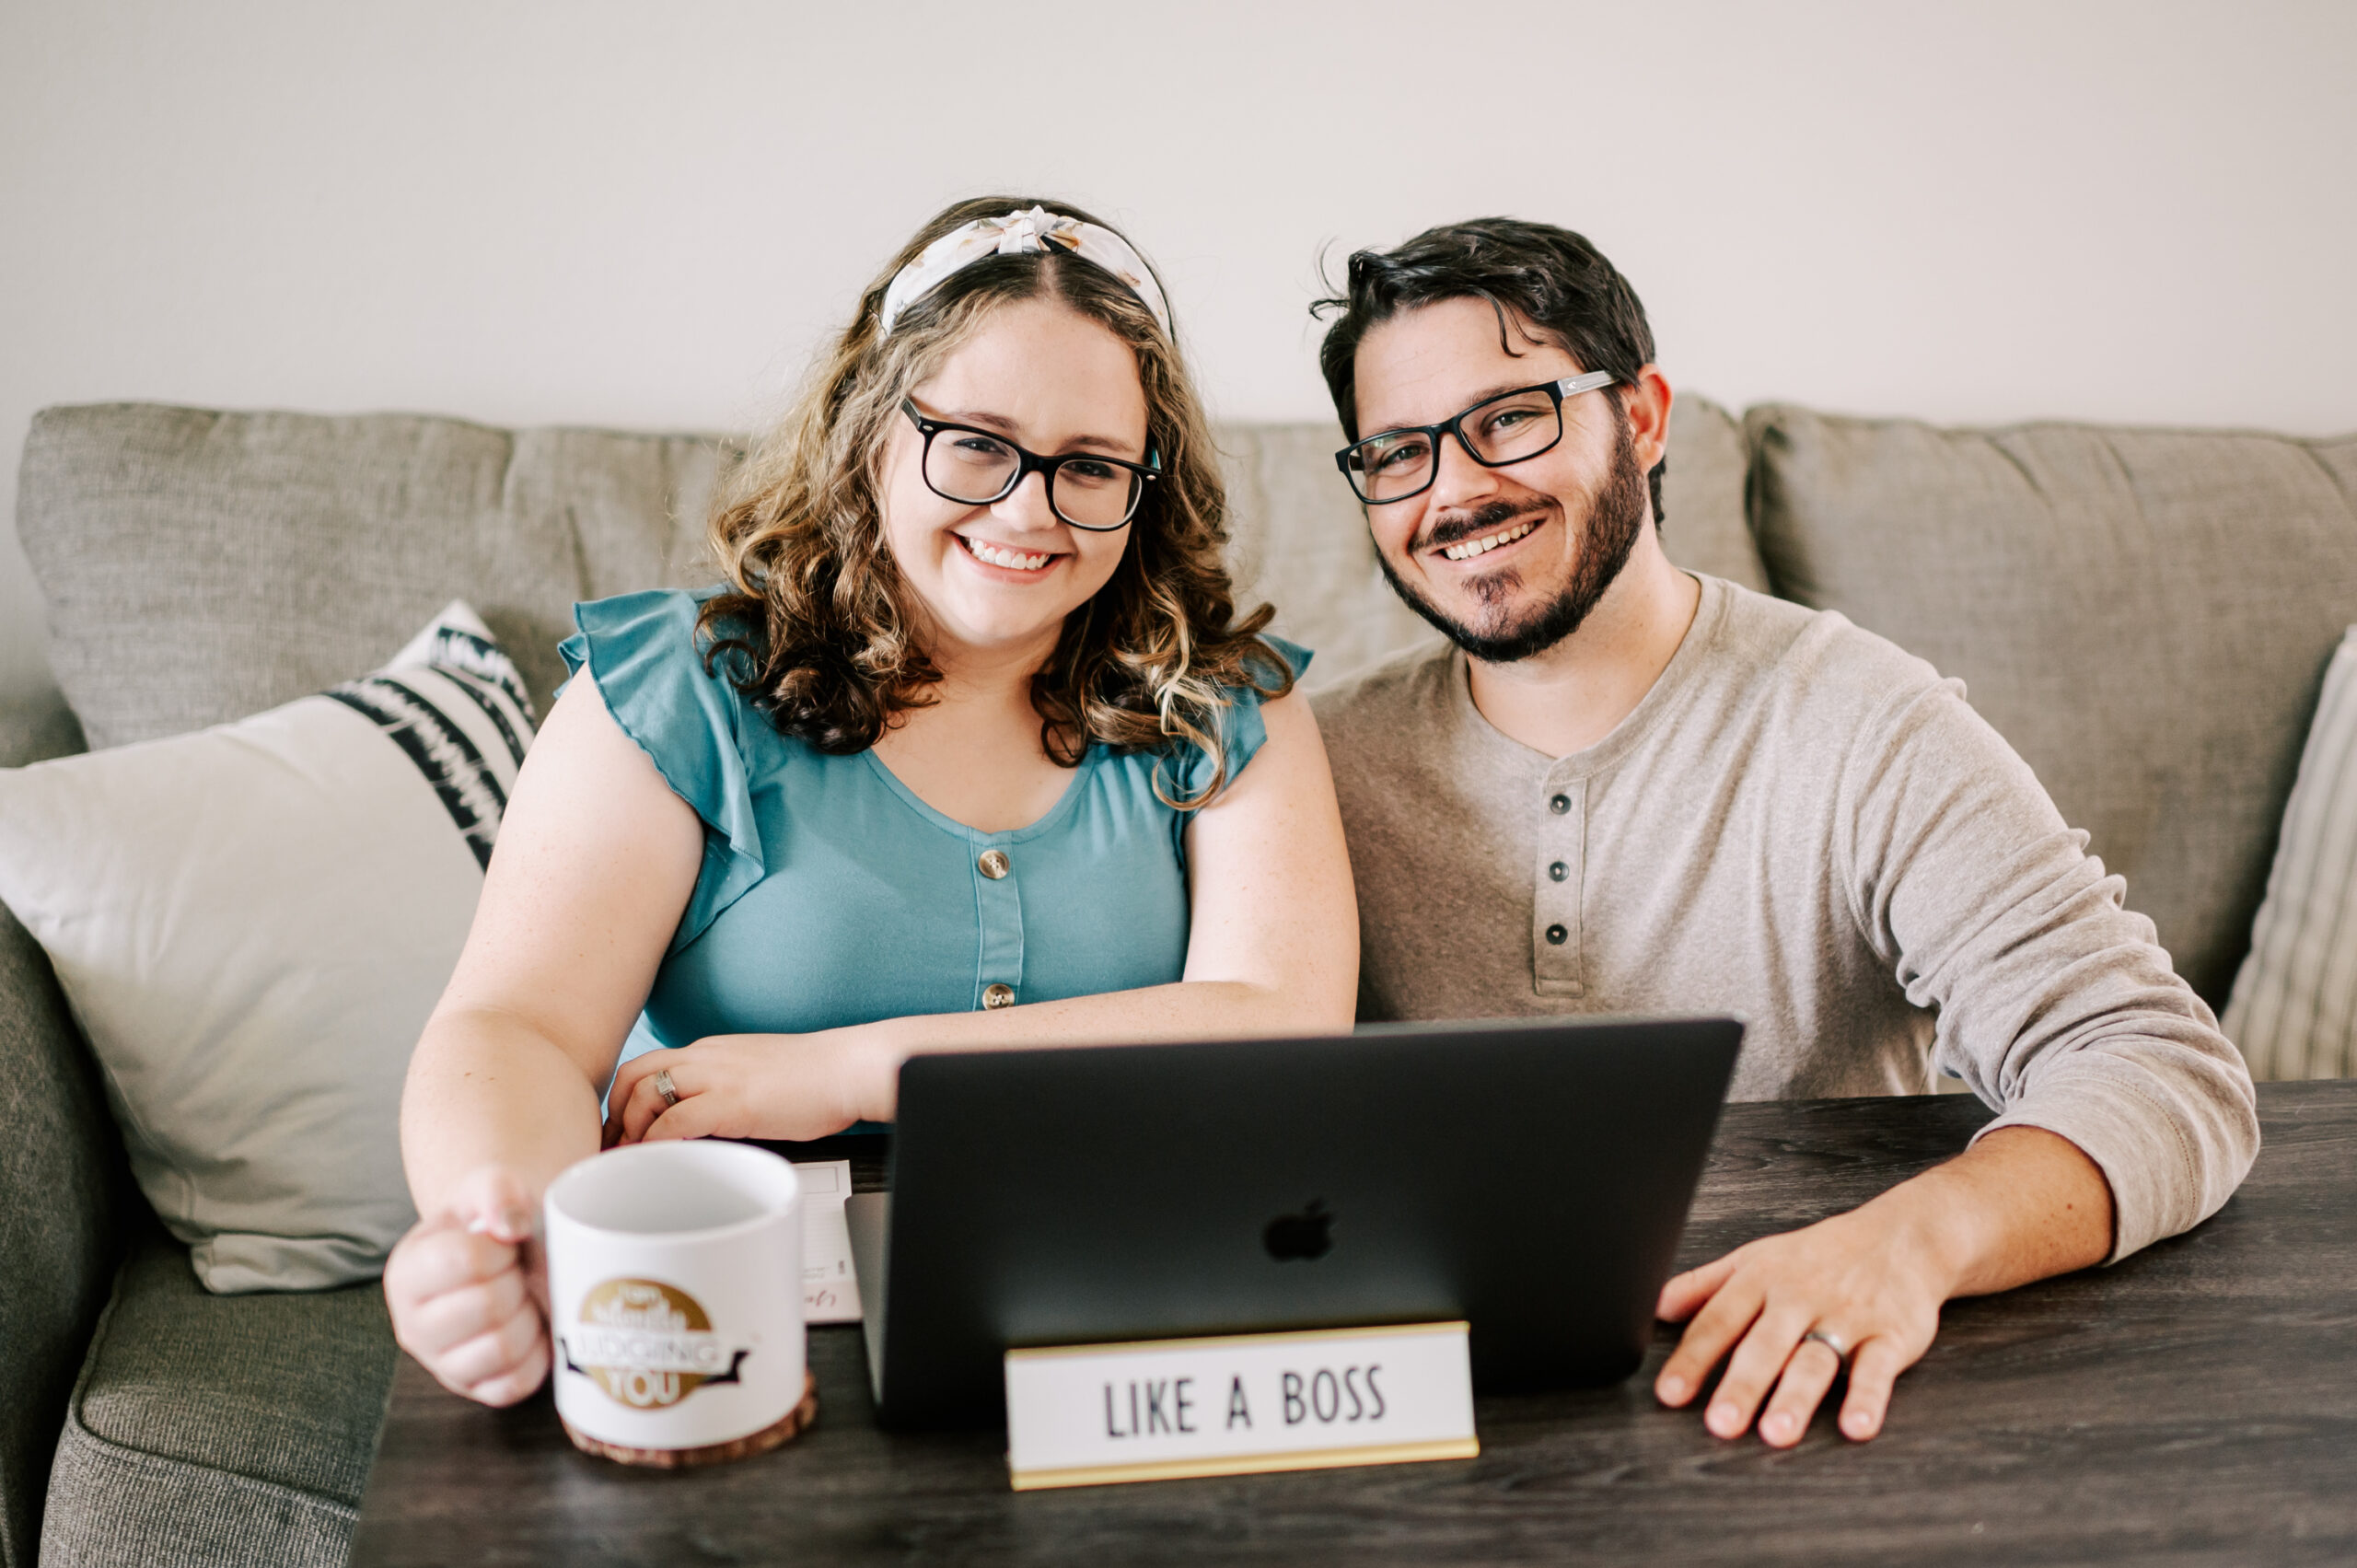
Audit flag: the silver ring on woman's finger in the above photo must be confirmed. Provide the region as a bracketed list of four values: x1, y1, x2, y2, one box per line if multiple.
[1801, 1329, 1850, 1362]
[652, 1068, 680, 1109]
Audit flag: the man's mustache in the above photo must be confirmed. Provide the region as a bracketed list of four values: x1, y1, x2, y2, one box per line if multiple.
[1412, 499, 1554, 554]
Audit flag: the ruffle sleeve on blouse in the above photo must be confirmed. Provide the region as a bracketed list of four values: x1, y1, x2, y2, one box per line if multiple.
[1164, 635, 1314, 803]
[559, 589, 767, 953]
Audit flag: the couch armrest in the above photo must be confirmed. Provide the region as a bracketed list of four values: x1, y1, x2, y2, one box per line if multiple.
[0, 685, 87, 771]
[0, 892, 128, 1568]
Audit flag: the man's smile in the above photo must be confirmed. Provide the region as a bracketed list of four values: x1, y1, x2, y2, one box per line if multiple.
[1438, 515, 1541, 563]
[1420, 505, 1553, 569]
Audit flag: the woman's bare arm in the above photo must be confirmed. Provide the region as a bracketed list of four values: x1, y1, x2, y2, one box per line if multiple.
[401, 674, 703, 1212]
[387, 675, 701, 1404]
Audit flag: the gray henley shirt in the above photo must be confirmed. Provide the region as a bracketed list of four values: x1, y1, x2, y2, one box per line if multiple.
[1311, 573, 2258, 1261]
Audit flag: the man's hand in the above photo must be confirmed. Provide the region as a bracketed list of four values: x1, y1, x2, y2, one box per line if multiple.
[1655, 1201, 1949, 1444]
[1653, 1125, 2115, 1445]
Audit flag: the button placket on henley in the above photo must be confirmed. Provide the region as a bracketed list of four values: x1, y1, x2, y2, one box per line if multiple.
[1533, 771, 1585, 998]
[972, 843, 1026, 1010]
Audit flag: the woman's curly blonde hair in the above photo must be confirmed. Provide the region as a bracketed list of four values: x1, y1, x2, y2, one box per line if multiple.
[696, 195, 1288, 808]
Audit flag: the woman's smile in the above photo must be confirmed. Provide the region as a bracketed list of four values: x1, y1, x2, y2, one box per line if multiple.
[954, 530, 1065, 575]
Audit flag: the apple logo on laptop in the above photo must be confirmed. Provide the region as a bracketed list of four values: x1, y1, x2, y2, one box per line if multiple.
[1263, 1200, 1334, 1261]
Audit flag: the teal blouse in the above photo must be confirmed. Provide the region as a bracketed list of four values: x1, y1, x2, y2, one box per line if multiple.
[560, 589, 1308, 1051]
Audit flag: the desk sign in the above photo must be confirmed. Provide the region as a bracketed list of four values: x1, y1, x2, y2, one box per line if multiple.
[1003, 1321, 1477, 1491]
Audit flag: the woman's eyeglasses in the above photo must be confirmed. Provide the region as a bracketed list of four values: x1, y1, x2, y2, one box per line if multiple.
[901, 401, 1159, 530]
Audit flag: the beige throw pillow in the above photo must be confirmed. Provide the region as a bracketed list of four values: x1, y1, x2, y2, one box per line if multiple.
[0, 604, 534, 1291]
[2223, 627, 2357, 1079]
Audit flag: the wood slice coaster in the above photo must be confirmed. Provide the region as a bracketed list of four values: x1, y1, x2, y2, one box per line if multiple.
[562, 1371, 818, 1469]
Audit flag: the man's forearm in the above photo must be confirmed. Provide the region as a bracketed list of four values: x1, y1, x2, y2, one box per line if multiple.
[1873, 1124, 2115, 1298]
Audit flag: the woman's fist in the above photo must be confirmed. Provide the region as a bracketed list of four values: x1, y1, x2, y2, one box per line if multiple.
[384, 1165, 551, 1407]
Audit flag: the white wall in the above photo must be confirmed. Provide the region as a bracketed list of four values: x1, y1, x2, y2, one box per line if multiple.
[5, 0, 2353, 710]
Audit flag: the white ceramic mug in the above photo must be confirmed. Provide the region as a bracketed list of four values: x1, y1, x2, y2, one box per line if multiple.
[543, 1141, 806, 1462]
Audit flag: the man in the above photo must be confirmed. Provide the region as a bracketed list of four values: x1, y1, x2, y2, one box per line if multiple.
[1307, 218, 2257, 1448]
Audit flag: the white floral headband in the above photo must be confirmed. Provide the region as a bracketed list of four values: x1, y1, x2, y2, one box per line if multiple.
[878, 205, 1172, 338]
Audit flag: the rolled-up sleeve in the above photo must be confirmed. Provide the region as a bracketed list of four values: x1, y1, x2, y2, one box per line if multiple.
[1840, 680, 2259, 1261]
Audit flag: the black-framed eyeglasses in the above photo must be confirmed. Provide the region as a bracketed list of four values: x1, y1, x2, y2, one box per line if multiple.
[1333, 371, 1620, 505]
[900, 400, 1159, 531]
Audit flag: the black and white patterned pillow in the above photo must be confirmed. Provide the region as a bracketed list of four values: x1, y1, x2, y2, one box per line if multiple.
[328, 620, 538, 868]
[0, 602, 539, 1292]
[2224, 626, 2357, 1080]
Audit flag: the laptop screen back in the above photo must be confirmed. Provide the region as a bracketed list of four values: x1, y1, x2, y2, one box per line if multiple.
[872, 1016, 1742, 1426]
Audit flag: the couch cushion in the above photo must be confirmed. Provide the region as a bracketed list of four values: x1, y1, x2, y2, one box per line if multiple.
[1747, 406, 2357, 1005]
[40, 1223, 395, 1568]
[17, 404, 734, 749]
[1656, 393, 1767, 595]
[1219, 394, 1759, 685]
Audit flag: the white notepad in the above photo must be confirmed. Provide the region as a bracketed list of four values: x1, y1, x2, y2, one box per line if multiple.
[791, 1159, 865, 1324]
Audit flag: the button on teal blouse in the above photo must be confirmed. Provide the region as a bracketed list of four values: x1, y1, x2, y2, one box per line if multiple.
[559, 589, 1309, 1051]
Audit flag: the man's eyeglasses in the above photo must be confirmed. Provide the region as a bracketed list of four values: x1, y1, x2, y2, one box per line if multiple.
[1334, 372, 1620, 505]
[901, 401, 1158, 531]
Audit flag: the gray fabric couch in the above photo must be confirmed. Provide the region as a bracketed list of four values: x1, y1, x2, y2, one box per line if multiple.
[2, 397, 2351, 1566]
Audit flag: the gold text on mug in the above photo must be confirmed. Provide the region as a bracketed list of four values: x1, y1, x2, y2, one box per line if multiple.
[558, 1278, 754, 1409]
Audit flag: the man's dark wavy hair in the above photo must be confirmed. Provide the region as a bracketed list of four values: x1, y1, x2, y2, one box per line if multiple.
[1312, 217, 1666, 526]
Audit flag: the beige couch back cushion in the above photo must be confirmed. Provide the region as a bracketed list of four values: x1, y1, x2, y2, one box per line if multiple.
[18, 406, 729, 744]
[17, 396, 1757, 743]
[21, 395, 2340, 1010]
[1747, 406, 2357, 1005]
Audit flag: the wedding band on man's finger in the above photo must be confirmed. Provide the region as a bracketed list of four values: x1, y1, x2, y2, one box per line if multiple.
[1800, 1328, 1851, 1362]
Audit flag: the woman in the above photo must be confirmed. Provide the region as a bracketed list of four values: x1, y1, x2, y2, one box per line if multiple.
[383, 197, 1359, 1406]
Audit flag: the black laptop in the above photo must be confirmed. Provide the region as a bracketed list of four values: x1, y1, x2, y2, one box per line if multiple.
[846, 1015, 1742, 1428]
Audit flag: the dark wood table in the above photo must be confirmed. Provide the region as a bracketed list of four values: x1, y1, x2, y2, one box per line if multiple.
[351, 1082, 2357, 1566]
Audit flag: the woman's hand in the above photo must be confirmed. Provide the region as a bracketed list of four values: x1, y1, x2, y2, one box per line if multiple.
[603, 1026, 899, 1146]
[383, 1165, 551, 1408]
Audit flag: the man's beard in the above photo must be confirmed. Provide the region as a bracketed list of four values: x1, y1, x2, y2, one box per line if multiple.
[1375, 414, 1650, 665]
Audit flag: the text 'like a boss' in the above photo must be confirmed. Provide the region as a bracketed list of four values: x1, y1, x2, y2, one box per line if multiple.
[1103, 1362, 1389, 1439]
